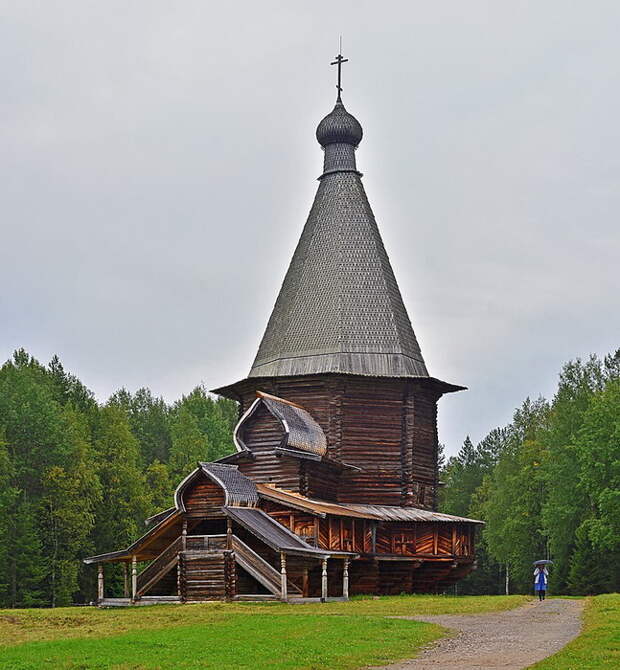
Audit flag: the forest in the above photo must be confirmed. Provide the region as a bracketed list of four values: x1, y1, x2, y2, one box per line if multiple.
[440, 349, 619, 596]
[0, 347, 618, 607]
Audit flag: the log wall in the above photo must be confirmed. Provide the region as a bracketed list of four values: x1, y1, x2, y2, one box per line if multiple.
[181, 550, 235, 601]
[183, 476, 225, 517]
[236, 404, 301, 490]
[229, 374, 442, 509]
[300, 460, 340, 501]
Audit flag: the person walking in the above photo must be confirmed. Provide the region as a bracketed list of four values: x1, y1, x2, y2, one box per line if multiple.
[534, 565, 548, 601]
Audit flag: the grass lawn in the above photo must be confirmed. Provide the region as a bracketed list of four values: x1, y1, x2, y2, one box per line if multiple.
[0, 594, 528, 670]
[529, 593, 620, 669]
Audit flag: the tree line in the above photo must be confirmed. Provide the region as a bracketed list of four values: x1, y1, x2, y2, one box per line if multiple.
[1, 347, 617, 607]
[439, 349, 620, 596]
[0, 349, 237, 608]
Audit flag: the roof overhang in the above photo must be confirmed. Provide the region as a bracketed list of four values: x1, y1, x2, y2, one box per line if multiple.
[212, 373, 465, 401]
[83, 509, 182, 564]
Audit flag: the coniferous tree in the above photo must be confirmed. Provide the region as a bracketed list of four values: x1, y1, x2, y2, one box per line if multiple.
[40, 408, 101, 606]
[169, 406, 208, 480]
[109, 388, 171, 466]
[173, 386, 236, 461]
[0, 435, 19, 605]
[145, 460, 174, 513]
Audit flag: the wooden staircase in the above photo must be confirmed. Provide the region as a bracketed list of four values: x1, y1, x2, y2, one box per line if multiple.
[135, 533, 301, 601]
[232, 535, 302, 597]
[136, 536, 182, 598]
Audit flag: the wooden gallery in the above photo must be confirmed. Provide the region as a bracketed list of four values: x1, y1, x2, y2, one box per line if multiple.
[85, 61, 482, 605]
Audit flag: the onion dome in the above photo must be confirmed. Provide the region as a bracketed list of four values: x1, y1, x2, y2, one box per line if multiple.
[316, 100, 363, 148]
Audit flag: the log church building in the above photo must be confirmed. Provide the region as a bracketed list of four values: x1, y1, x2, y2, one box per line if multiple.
[85, 54, 482, 605]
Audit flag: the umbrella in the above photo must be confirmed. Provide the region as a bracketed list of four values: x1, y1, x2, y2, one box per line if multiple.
[533, 559, 554, 565]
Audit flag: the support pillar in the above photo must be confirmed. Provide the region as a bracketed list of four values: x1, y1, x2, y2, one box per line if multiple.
[321, 558, 328, 602]
[226, 518, 233, 550]
[280, 552, 288, 602]
[123, 562, 129, 598]
[342, 558, 349, 600]
[182, 519, 188, 552]
[131, 555, 137, 603]
[97, 564, 104, 603]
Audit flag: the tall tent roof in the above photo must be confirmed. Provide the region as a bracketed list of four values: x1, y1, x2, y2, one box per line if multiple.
[249, 87, 428, 380]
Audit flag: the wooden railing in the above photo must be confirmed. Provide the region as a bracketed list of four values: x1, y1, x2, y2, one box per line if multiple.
[231, 536, 301, 596]
[136, 536, 182, 597]
[136, 533, 303, 600]
[185, 534, 227, 552]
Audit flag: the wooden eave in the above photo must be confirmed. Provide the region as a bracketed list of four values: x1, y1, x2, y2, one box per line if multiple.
[343, 503, 484, 524]
[83, 509, 183, 564]
[257, 484, 377, 520]
[212, 373, 466, 402]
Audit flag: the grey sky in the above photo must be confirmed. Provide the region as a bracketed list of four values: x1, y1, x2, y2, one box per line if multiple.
[2, 2, 618, 455]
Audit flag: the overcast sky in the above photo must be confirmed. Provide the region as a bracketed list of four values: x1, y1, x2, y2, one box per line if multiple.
[2, 2, 618, 455]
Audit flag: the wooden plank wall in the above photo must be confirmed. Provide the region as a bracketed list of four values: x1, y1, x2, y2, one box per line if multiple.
[260, 498, 475, 559]
[375, 522, 474, 557]
[319, 517, 370, 553]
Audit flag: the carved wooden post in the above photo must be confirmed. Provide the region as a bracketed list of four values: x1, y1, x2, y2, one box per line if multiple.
[182, 518, 188, 552]
[321, 558, 328, 602]
[122, 562, 129, 598]
[342, 558, 349, 600]
[131, 555, 137, 603]
[280, 552, 288, 602]
[226, 518, 233, 550]
[97, 564, 104, 603]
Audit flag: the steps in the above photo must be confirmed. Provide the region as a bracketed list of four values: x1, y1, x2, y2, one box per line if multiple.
[136, 536, 182, 598]
[133, 533, 303, 601]
[232, 536, 302, 597]
[181, 550, 235, 601]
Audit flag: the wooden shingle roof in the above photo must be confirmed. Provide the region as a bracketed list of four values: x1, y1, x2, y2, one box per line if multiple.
[233, 392, 329, 460]
[248, 96, 428, 380]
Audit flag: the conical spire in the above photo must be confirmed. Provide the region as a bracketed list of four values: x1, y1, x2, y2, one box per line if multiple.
[249, 64, 428, 380]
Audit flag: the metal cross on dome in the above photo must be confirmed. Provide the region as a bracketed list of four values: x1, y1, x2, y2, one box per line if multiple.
[330, 50, 348, 100]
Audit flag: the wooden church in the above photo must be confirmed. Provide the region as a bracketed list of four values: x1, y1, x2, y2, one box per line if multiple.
[85, 56, 482, 605]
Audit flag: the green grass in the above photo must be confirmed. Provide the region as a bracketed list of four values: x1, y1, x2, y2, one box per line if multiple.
[0, 595, 528, 648]
[528, 593, 620, 669]
[0, 594, 528, 670]
[0, 613, 444, 670]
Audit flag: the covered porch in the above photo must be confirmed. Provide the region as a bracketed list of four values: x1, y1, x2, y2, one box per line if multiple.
[84, 507, 356, 606]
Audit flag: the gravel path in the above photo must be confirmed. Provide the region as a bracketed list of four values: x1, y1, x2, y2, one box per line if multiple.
[371, 599, 583, 670]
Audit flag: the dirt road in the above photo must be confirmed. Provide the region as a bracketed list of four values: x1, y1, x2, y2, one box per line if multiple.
[372, 598, 583, 670]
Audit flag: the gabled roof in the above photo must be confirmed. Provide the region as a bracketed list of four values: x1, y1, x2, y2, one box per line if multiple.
[175, 462, 259, 510]
[234, 392, 327, 459]
[259, 392, 327, 456]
